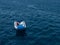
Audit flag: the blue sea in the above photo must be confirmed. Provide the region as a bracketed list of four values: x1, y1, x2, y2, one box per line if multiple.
[0, 0, 60, 45]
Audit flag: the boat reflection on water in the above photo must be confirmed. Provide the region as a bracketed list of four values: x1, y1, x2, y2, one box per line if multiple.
[16, 29, 26, 36]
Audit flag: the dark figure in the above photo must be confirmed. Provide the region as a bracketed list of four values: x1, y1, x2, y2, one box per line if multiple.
[16, 29, 26, 36]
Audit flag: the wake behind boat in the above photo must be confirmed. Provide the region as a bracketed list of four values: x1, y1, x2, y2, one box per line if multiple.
[14, 21, 26, 30]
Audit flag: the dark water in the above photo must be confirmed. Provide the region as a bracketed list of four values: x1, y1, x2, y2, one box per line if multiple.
[0, 0, 60, 45]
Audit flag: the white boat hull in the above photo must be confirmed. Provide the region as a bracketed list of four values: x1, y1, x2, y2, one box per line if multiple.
[14, 21, 26, 30]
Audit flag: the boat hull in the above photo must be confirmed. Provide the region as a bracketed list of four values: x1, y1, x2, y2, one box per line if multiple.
[14, 21, 26, 30]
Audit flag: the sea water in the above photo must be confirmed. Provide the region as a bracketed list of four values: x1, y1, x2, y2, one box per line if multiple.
[0, 0, 60, 45]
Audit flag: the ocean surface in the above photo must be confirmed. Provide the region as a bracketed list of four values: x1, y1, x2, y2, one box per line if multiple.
[0, 0, 60, 45]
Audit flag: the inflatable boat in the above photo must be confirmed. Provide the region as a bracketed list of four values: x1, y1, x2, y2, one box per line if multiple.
[14, 21, 26, 30]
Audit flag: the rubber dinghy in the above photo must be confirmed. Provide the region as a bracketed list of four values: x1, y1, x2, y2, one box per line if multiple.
[14, 21, 26, 30]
